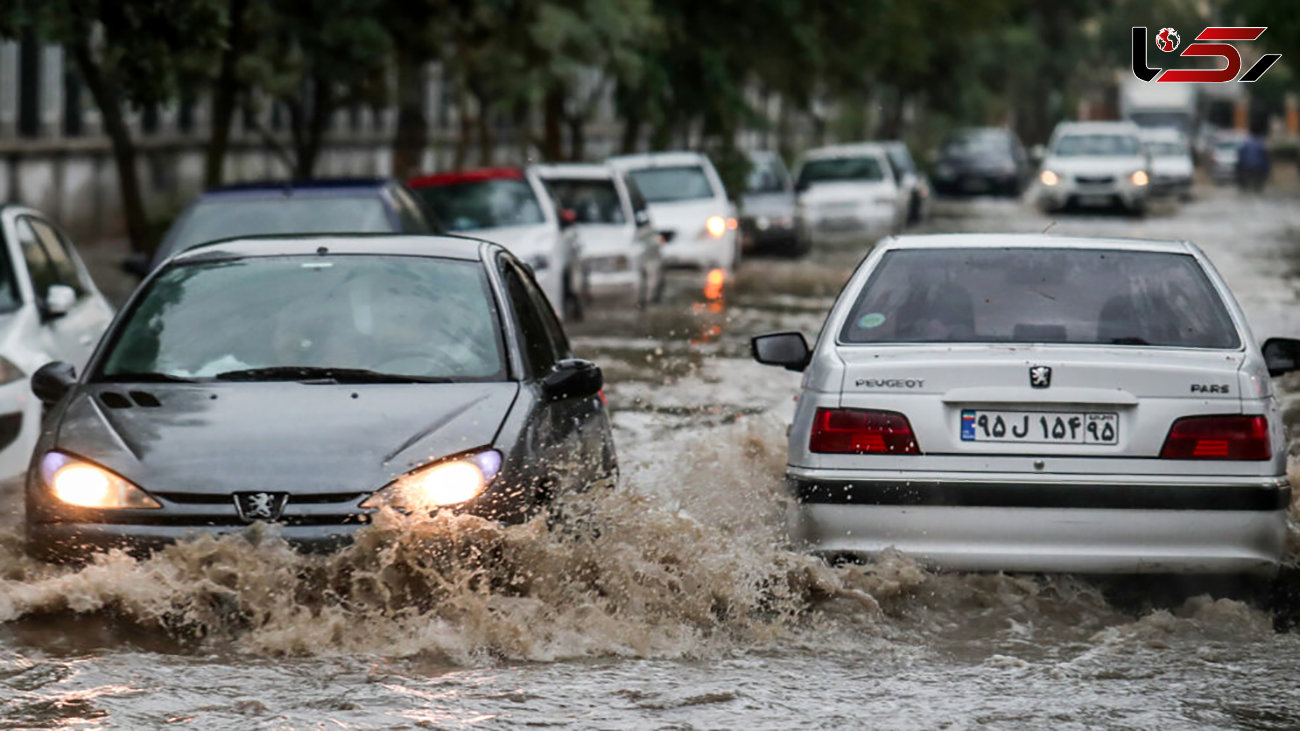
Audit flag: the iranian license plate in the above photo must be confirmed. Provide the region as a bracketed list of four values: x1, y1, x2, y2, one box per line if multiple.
[1078, 194, 1113, 206]
[960, 409, 1118, 445]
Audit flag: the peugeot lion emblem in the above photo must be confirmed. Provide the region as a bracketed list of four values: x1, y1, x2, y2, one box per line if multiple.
[234, 492, 288, 522]
[1029, 365, 1052, 389]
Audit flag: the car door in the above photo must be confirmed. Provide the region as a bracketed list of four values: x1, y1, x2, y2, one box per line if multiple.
[621, 173, 662, 288]
[12, 215, 111, 366]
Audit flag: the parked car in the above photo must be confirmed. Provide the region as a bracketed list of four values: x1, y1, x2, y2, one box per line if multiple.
[607, 151, 739, 282]
[1209, 131, 1247, 184]
[931, 127, 1031, 197]
[1037, 121, 1151, 215]
[409, 167, 583, 319]
[0, 205, 115, 480]
[882, 141, 931, 224]
[738, 150, 806, 257]
[25, 234, 617, 561]
[752, 233, 1292, 576]
[793, 143, 907, 244]
[1140, 127, 1194, 199]
[535, 163, 664, 308]
[127, 178, 437, 276]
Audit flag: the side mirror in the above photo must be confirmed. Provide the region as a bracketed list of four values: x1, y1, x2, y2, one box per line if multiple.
[542, 358, 603, 401]
[44, 284, 77, 319]
[558, 208, 578, 230]
[121, 251, 151, 279]
[752, 332, 811, 372]
[31, 361, 76, 405]
[634, 209, 652, 227]
[1262, 337, 1300, 376]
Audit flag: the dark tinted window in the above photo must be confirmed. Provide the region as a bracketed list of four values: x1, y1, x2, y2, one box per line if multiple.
[797, 156, 885, 187]
[0, 221, 21, 311]
[501, 259, 559, 376]
[840, 248, 1239, 349]
[161, 195, 394, 260]
[414, 179, 545, 231]
[390, 186, 433, 232]
[626, 166, 715, 203]
[745, 155, 789, 193]
[624, 176, 649, 220]
[544, 178, 626, 224]
[27, 218, 87, 296]
[15, 218, 57, 299]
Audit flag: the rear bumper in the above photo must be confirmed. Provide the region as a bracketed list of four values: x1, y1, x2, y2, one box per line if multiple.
[787, 472, 1289, 574]
[26, 521, 365, 562]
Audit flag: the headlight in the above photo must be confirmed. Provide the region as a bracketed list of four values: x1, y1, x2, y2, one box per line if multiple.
[1040, 170, 1060, 186]
[40, 452, 161, 509]
[360, 449, 503, 511]
[0, 357, 23, 386]
[704, 216, 727, 239]
[1130, 170, 1149, 186]
[527, 255, 550, 272]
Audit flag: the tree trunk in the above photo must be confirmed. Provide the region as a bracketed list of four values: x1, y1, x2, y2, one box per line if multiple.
[453, 90, 472, 169]
[542, 84, 565, 161]
[391, 42, 429, 180]
[474, 89, 494, 165]
[70, 39, 150, 252]
[566, 112, 585, 161]
[204, 0, 248, 188]
[292, 79, 332, 179]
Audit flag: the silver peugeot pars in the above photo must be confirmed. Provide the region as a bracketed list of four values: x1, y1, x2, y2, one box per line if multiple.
[752, 234, 1299, 575]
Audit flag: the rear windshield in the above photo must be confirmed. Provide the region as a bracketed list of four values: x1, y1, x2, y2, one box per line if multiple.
[161, 195, 392, 259]
[797, 156, 885, 187]
[626, 165, 716, 203]
[1052, 134, 1140, 157]
[543, 178, 626, 224]
[413, 179, 545, 231]
[840, 248, 1240, 349]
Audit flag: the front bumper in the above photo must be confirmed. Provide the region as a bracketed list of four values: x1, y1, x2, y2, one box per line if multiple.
[787, 470, 1289, 575]
[26, 521, 366, 561]
[1040, 178, 1149, 210]
[801, 207, 896, 243]
[660, 232, 735, 272]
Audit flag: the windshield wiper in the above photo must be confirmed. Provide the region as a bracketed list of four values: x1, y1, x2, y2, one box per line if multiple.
[214, 366, 452, 384]
[99, 372, 199, 383]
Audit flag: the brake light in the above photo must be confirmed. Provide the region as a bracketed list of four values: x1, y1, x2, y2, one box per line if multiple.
[810, 408, 921, 454]
[1159, 415, 1271, 460]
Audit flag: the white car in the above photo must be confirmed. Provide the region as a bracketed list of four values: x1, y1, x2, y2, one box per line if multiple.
[0, 205, 114, 479]
[1140, 127, 1194, 199]
[535, 163, 664, 307]
[752, 233, 1291, 576]
[793, 143, 907, 245]
[409, 167, 582, 319]
[1209, 131, 1247, 184]
[606, 151, 738, 281]
[1038, 121, 1151, 214]
[882, 141, 931, 224]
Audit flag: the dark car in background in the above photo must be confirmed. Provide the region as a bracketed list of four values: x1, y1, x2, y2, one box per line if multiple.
[739, 150, 806, 257]
[932, 127, 1031, 196]
[27, 234, 616, 561]
[126, 178, 437, 275]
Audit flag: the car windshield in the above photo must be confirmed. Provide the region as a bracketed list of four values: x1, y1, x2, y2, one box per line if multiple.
[99, 255, 506, 381]
[943, 132, 1009, 157]
[626, 165, 715, 202]
[840, 248, 1240, 349]
[162, 196, 392, 258]
[1053, 134, 1140, 157]
[745, 157, 788, 194]
[797, 156, 885, 187]
[544, 178, 626, 224]
[1145, 141, 1188, 156]
[414, 179, 545, 231]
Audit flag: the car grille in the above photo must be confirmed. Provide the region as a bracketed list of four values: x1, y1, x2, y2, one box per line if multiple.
[1074, 175, 1115, 185]
[140, 491, 370, 526]
[586, 255, 631, 273]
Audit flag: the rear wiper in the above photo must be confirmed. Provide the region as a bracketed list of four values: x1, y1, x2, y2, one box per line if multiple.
[99, 372, 199, 383]
[214, 366, 452, 384]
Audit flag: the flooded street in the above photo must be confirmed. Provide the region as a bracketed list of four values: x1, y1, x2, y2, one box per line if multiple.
[4, 185, 1300, 729]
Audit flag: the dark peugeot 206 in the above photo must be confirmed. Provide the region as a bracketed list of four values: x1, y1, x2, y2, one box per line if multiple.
[26, 235, 616, 561]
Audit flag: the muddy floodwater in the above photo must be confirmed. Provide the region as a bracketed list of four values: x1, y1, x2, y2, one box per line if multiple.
[3, 187, 1300, 729]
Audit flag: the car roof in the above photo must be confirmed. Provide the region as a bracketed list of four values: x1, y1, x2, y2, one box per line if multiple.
[607, 151, 709, 168]
[532, 163, 614, 180]
[168, 233, 492, 264]
[201, 178, 394, 197]
[801, 142, 890, 159]
[879, 233, 1193, 254]
[407, 167, 525, 188]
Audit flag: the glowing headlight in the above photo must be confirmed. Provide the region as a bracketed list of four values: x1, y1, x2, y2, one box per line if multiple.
[360, 449, 503, 511]
[1040, 170, 1060, 186]
[0, 357, 24, 386]
[704, 216, 727, 239]
[40, 452, 161, 509]
[1130, 170, 1149, 186]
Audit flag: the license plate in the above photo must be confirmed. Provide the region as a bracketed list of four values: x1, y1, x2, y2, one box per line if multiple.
[820, 217, 860, 232]
[960, 410, 1118, 444]
[1078, 194, 1113, 206]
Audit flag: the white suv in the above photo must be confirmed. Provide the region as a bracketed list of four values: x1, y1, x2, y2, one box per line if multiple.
[793, 143, 906, 244]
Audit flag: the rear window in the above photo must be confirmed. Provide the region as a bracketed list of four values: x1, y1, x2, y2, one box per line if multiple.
[626, 166, 715, 202]
[840, 248, 1240, 349]
[797, 156, 885, 187]
[161, 195, 392, 259]
[413, 179, 545, 231]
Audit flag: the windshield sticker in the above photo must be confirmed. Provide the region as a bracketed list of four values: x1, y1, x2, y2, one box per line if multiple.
[858, 312, 886, 329]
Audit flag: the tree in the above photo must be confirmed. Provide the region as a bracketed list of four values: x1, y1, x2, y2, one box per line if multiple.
[1, 0, 225, 252]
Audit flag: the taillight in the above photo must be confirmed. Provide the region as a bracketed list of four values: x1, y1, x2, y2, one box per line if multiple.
[810, 408, 921, 455]
[1159, 415, 1271, 460]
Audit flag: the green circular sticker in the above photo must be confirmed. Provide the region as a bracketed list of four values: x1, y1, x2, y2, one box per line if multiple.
[858, 313, 886, 329]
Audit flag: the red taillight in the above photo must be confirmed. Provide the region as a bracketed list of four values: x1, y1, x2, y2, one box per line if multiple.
[810, 408, 921, 455]
[1159, 415, 1271, 461]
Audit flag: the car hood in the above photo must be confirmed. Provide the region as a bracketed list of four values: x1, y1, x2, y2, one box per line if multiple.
[1043, 156, 1146, 176]
[645, 199, 726, 235]
[576, 224, 637, 258]
[462, 224, 556, 258]
[55, 382, 519, 495]
[740, 192, 796, 218]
